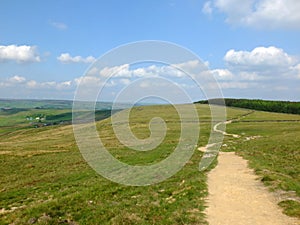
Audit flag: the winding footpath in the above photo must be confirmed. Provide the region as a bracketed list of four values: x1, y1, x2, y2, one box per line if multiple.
[204, 117, 300, 225]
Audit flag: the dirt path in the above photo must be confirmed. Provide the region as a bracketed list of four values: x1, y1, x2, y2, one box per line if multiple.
[205, 152, 300, 225]
[204, 114, 299, 225]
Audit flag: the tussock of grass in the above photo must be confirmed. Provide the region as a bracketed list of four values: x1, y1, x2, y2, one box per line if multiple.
[279, 200, 300, 218]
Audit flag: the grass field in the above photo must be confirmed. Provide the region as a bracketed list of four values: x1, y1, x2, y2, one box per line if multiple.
[0, 107, 118, 134]
[0, 102, 299, 224]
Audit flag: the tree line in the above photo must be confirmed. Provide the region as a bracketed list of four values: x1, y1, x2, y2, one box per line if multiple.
[195, 98, 300, 115]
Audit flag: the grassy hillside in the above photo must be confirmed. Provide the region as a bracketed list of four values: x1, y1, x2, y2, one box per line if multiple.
[0, 104, 251, 224]
[1, 103, 300, 224]
[0, 108, 118, 133]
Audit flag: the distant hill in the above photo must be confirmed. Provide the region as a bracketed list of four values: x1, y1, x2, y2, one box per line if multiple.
[0, 99, 131, 110]
[195, 98, 300, 115]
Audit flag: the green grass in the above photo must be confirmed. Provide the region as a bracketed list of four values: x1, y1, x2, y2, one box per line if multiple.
[0, 108, 70, 127]
[0, 104, 251, 224]
[0, 108, 116, 133]
[279, 200, 300, 218]
[1, 103, 299, 223]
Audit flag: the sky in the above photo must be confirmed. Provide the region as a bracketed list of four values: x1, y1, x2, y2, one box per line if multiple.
[0, 0, 300, 102]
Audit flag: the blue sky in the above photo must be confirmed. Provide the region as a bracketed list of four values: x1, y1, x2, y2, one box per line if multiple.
[0, 0, 300, 102]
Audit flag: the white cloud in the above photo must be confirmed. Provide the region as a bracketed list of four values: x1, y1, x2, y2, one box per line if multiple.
[50, 21, 67, 30]
[0, 45, 41, 63]
[9, 75, 26, 83]
[0, 75, 74, 90]
[224, 46, 299, 77]
[26, 80, 74, 90]
[209, 45, 300, 93]
[98, 63, 185, 78]
[60, 81, 72, 87]
[26, 80, 38, 88]
[57, 53, 96, 64]
[0, 75, 27, 87]
[76, 60, 209, 84]
[67, 60, 214, 102]
[99, 64, 131, 77]
[225, 46, 295, 68]
[135, 65, 181, 77]
[204, 0, 300, 29]
[172, 60, 203, 71]
[244, 0, 300, 29]
[70, 60, 209, 101]
[74, 76, 100, 86]
[1, 50, 298, 100]
[238, 72, 265, 81]
[133, 66, 160, 77]
[211, 69, 234, 80]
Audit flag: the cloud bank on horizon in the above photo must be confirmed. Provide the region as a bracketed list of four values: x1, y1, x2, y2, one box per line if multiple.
[0, 0, 299, 102]
[1, 45, 299, 102]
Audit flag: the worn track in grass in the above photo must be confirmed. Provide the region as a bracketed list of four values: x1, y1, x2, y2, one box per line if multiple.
[205, 152, 299, 225]
[205, 113, 300, 225]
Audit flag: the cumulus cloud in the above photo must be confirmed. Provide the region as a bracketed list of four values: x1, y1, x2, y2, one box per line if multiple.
[67, 60, 208, 90]
[204, 45, 300, 96]
[0, 75, 27, 87]
[97, 63, 174, 78]
[0, 75, 73, 90]
[97, 63, 180, 78]
[225, 46, 295, 67]
[74, 76, 102, 86]
[0, 45, 41, 63]
[99, 64, 131, 77]
[9, 75, 26, 83]
[203, 0, 300, 29]
[26, 80, 37, 88]
[57, 53, 96, 64]
[88, 60, 209, 80]
[224, 46, 298, 76]
[4, 50, 297, 100]
[70, 60, 211, 101]
[211, 69, 234, 80]
[25, 80, 74, 89]
[69, 60, 216, 101]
